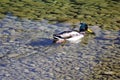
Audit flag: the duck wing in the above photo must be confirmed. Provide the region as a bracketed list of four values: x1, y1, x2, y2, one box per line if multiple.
[53, 31, 73, 39]
[53, 31, 79, 39]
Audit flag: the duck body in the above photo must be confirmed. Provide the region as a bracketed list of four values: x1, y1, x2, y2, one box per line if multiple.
[53, 30, 84, 43]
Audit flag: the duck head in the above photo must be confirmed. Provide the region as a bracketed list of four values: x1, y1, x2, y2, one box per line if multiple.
[79, 23, 94, 34]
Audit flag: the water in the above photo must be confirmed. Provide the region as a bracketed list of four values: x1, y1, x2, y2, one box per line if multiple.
[0, 15, 120, 80]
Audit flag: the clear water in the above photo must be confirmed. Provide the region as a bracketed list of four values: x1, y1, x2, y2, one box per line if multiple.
[0, 15, 120, 80]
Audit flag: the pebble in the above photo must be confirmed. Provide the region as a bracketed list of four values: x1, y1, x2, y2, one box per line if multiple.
[74, 67, 80, 70]
[65, 76, 72, 79]
[5, 73, 10, 77]
[24, 69, 30, 73]
[7, 53, 20, 58]
[0, 54, 4, 58]
[103, 71, 116, 75]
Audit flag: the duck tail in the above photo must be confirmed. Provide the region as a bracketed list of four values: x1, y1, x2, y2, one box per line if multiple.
[53, 34, 62, 39]
[53, 34, 58, 43]
[53, 34, 64, 43]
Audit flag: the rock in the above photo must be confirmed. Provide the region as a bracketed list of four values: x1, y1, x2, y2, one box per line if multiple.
[103, 71, 116, 75]
[0, 54, 4, 58]
[74, 67, 80, 70]
[24, 69, 30, 73]
[5, 73, 10, 77]
[65, 76, 72, 79]
[7, 53, 20, 58]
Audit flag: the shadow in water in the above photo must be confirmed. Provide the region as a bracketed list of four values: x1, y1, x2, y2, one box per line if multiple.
[94, 37, 113, 41]
[111, 0, 120, 2]
[114, 37, 120, 44]
[28, 38, 54, 47]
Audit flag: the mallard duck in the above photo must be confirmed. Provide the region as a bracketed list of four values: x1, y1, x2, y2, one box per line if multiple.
[53, 23, 94, 43]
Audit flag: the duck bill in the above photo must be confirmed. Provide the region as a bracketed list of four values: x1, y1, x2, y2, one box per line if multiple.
[87, 28, 93, 33]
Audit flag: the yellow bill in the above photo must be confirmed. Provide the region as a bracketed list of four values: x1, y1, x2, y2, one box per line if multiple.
[87, 28, 93, 33]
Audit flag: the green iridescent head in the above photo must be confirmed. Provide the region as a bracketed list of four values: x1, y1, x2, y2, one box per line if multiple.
[79, 23, 94, 34]
[79, 23, 88, 32]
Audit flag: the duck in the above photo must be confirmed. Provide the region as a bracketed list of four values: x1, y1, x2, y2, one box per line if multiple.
[53, 23, 94, 43]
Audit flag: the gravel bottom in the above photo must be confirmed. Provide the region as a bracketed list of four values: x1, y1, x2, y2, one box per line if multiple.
[0, 15, 120, 80]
